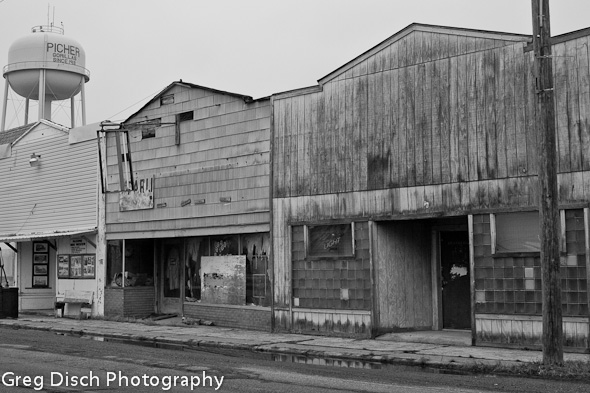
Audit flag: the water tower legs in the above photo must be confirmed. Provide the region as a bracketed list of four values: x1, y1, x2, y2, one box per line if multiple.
[38, 69, 46, 121]
[1, 82, 7, 131]
[70, 97, 75, 128]
[25, 99, 29, 125]
[80, 81, 86, 126]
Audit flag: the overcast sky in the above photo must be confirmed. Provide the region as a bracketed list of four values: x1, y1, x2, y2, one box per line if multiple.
[1, 0, 590, 128]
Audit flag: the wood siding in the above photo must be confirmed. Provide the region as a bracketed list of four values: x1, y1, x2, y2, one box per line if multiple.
[291, 309, 371, 337]
[273, 32, 590, 206]
[373, 220, 432, 330]
[272, 26, 590, 335]
[476, 314, 588, 349]
[105, 85, 271, 237]
[0, 124, 97, 234]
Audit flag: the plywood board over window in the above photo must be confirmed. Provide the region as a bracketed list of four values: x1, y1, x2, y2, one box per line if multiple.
[200, 255, 246, 305]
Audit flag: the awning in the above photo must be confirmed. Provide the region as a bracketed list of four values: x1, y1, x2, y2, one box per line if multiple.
[0, 228, 97, 243]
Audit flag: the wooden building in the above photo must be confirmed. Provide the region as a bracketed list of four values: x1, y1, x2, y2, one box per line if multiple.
[271, 23, 590, 351]
[0, 120, 104, 316]
[101, 81, 272, 330]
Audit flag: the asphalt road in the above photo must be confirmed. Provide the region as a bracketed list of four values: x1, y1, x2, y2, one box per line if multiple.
[0, 326, 587, 392]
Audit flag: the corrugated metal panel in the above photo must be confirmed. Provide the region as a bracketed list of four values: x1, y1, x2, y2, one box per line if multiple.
[0, 228, 96, 242]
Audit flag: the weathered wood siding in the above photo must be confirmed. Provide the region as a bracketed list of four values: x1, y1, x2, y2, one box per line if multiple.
[373, 220, 432, 331]
[0, 124, 97, 234]
[291, 309, 371, 337]
[272, 26, 590, 332]
[476, 314, 588, 349]
[273, 31, 590, 207]
[105, 85, 271, 237]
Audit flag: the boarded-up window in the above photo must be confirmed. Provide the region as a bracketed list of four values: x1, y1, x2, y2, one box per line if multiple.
[306, 223, 354, 258]
[141, 119, 160, 139]
[142, 128, 156, 139]
[160, 94, 174, 105]
[178, 110, 194, 122]
[495, 212, 540, 253]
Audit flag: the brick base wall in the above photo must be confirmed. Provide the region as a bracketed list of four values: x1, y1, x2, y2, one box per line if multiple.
[184, 303, 271, 331]
[105, 287, 155, 318]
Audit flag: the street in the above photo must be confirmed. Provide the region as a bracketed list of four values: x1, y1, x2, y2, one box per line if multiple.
[0, 326, 587, 392]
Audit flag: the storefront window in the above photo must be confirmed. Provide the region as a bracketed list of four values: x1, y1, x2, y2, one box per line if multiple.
[107, 240, 122, 286]
[211, 235, 238, 256]
[495, 212, 540, 253]
[181, 234, 270, 306]
[107, 239, 154, 287]
[185, 237, 209, 302]
[306, 223, 354, 258]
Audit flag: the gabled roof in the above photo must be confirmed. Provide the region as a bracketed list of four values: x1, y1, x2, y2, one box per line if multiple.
[524, 25, 590, 52]
[125, 80, 259, 123]
[317, 22, 531, 85]
[10, 119, 69, 146]
[0, 123, 34, 145]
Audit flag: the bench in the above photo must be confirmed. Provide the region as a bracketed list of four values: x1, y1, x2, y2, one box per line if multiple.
[55, 290, 94, 319]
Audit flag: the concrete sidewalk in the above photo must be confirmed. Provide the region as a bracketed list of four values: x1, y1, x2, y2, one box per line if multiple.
[0, 313, 588, 370]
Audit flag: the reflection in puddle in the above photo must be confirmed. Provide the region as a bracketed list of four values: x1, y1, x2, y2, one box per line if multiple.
[272, 353, 382, 369]
[72, 333, 466, 375]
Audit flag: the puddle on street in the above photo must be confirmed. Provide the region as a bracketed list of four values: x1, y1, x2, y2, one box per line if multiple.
[270, 353, 467, 374]
[71, 333, 467, 375]
[80, 335, 186, 351]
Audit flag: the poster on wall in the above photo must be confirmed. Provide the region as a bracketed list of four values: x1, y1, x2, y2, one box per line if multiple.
[33, 265, 48, 275]
[34, 243, 49, 253]
[57, 254, 95, 279]
[33, 276, 48, 286]
[33, 254, 48, 264]
[82, 255, 95, 278]
[32, 241, 49, 288]
[70, 255, 82, 278]
[58, 255, 70, 278]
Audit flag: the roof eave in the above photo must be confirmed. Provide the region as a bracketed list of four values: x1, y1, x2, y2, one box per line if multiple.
[317, 22, 531, 86]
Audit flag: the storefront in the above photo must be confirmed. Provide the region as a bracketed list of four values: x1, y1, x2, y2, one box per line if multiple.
[104, 234, 270, 324]
[101, 81, 272, 329]
[0, 120, 103, 316]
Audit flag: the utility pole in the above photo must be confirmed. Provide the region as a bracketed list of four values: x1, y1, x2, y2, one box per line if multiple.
[531, 0, 563, 365]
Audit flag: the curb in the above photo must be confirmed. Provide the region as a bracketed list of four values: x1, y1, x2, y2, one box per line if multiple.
[0, 321, 502, 370]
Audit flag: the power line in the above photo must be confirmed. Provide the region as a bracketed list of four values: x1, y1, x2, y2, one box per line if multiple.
[107, 88, 163, 122]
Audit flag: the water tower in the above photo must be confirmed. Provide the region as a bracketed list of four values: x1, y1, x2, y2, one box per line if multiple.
[1, 24, 90, 131]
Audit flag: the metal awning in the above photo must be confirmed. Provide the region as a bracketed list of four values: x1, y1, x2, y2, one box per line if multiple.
[0, 228, 97, 243]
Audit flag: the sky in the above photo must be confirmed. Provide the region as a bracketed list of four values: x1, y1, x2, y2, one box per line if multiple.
[1, 0, 590, 128]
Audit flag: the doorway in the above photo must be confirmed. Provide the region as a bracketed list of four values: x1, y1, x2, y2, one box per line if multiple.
[440, 231, 471, 329]
[159, 240, 183, 315]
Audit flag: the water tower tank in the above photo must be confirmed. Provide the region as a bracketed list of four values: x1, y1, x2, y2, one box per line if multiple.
[1, 25, 90, 130]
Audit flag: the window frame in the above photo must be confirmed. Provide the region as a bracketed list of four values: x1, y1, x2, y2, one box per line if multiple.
[304, 222, 355, 259]
[160, 94, 174, 105]
[491, 211, 541, 257]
